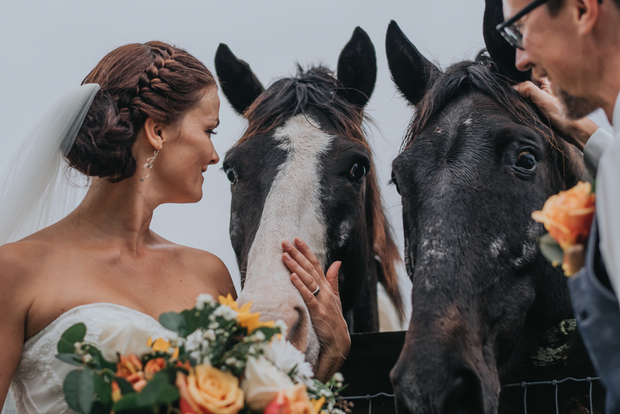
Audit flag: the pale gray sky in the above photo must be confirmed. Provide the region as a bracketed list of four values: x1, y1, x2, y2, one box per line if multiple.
[0, 1, 515, 293]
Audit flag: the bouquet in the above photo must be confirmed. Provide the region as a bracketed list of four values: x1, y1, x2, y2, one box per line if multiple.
[56, 294, 347, 414]
[532, 181, 596, 276]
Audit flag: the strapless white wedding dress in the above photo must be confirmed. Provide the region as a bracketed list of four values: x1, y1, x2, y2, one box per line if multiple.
[4, 303, 174, 414]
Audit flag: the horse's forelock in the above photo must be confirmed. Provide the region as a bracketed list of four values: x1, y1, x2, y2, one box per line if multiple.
[237, 66, 369, 150]
[402, 53, 557, 152]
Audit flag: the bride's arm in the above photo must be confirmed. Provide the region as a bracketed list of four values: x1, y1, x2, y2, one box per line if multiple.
[282, 238, 351, 382]
[0, 243, 30, 407]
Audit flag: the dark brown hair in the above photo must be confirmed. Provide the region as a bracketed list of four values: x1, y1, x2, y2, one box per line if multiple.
[68, 41, 216, 182]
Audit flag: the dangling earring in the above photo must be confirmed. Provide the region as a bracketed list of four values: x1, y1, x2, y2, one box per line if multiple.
[140, 150, 159, 182]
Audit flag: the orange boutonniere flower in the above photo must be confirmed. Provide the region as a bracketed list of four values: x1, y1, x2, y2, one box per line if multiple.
[532, 181, 595, 276]
[532, 181, 595, 250]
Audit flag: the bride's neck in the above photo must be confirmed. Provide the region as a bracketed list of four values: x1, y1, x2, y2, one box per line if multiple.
[68, 176, 162, 250]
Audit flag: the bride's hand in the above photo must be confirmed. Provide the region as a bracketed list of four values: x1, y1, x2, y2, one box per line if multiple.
[281, 238, 350, 382]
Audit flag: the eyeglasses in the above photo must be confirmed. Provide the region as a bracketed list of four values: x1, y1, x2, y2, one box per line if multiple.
[496, 0, 550, 50]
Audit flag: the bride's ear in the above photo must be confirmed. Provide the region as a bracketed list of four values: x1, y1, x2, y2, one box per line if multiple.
[143, 117, 164, 151]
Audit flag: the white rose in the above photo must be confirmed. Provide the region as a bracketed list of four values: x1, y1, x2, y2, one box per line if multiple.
[241, 356, 295, 411]
[98, 321, 152, 362]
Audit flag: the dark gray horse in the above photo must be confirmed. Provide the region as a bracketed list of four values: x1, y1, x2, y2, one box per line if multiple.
[385, 11, 600, 414]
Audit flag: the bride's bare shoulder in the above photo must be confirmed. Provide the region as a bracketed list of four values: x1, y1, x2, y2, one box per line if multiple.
[164, 241, 236, 299]
[0, 233, 59, 276]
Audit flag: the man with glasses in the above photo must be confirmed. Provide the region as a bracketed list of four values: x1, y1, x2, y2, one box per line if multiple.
[497, 0, 620, 409]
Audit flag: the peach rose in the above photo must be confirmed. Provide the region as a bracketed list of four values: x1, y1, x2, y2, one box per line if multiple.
[532, 181, 595, 250]
[265, 385, 319, 414]
[176, 365, 244, 414]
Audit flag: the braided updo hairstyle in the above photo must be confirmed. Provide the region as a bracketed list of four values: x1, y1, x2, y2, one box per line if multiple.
[68, 41, 216, 182]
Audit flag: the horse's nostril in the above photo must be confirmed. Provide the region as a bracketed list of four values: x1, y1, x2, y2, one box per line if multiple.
[441, 368, 484, 414]
[286, 306, 307, 346]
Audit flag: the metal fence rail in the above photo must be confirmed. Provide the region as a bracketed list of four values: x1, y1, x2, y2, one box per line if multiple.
[344, 377, 601, 414]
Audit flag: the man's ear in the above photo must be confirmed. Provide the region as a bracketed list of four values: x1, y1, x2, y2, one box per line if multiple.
[143, 118, 164, 151]
[576, 0, 601, 36]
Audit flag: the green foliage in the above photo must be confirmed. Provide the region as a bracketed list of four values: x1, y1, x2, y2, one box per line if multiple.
[136, 372, 179, 406]
[63, 368, 95, 414]
[539, 233, 564, 264]
[58, 323, 86, 353]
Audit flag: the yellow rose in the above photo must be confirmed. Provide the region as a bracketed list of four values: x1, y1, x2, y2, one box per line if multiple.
[176, 365, 244, 414]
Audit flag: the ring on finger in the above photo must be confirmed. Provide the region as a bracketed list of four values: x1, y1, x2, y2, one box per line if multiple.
[311, 285, 320, 296]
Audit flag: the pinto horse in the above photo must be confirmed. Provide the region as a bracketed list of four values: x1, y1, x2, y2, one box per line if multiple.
[385, 11, 600, 414]
[214, 27, 404, 364]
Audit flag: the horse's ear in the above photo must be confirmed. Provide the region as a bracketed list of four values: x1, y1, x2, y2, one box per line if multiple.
[385, 20, 439, 106]
[336, 27, 377, 108]
[214, 43, 265, 116]
[483, 0, 531, 83]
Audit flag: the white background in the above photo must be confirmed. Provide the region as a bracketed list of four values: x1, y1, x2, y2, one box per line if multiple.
[0, 1, 609, 296]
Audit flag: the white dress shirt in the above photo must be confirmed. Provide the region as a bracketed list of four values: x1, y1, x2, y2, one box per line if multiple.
[584, 92, 620, 302]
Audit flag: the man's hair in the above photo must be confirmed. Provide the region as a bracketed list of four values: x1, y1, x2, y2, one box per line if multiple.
[547, 0, 620, 15]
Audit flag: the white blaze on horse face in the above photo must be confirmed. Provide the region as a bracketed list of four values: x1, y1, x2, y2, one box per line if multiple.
[237, 114, 332, 364]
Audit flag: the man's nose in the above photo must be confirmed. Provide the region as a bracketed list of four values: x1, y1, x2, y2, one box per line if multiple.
[515, 48, 533, 72]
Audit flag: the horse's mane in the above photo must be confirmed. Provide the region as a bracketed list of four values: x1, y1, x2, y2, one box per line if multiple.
[239, 66, 404, 319]
[403, 51, 556, 150]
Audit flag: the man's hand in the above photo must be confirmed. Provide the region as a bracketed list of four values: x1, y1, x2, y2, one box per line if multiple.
[514, 79, 599, 151]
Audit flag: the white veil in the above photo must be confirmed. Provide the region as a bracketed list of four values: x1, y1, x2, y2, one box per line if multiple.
[0, 84, 100, 245]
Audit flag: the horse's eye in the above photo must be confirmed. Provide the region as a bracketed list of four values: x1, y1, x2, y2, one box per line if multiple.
[516, 151, 536, 170]
[349, 162, 369, 181]
[391, 173, 401, 196]
[224, 166, 237, 184]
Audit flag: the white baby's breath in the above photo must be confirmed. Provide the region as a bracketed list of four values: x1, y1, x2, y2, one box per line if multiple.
[213, 305, 238, 321]
[195, 293, 214, 311]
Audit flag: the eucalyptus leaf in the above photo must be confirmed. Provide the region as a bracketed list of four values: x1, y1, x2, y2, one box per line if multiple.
[90, 401, 110, 414]
[539, 233, 564, 264]
[137, 372, 171, 406]
[112, 393, 141, 413]
[78, 368, 95, 414]
[159, 312, 187, 336]
[56, 353, 84, 367]
[94, 375, 112, 408]
[63, 370, 82, 413]
[58, 323, 87, 353]
[157, 384, 179, 404]
[114, 377, 135, 395]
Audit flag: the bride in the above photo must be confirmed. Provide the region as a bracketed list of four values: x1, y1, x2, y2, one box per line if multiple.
[0, 41, 350, 413]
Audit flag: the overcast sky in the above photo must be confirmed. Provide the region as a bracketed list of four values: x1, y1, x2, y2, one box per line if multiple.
[1, 1, 608, 294]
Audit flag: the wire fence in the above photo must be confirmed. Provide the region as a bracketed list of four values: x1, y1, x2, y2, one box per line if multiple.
[344, 377, 601, 414]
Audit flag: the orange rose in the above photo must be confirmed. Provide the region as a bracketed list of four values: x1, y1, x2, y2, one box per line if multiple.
[176, 365, 244, 414]
[285, 384, 315, 414]
[111, 381, 122, 403]
[532, 181, 595, 250]
[144, 358, 166, 379]
[117, 354, 143, 377]
[265, 391, 291, 414]
[265, 388, 323, 414]
[116, 354, 148, 392]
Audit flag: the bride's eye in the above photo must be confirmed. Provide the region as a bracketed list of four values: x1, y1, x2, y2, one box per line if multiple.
[206, 129, 217, 136]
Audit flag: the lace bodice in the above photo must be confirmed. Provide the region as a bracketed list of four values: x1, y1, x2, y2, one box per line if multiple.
[7, 303, 174, 414]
